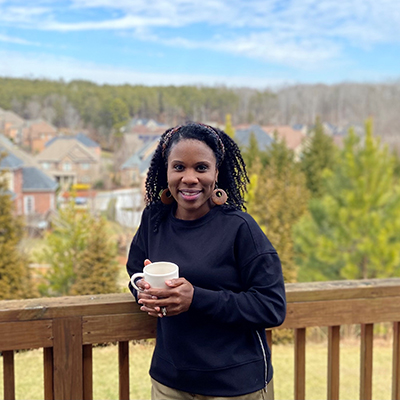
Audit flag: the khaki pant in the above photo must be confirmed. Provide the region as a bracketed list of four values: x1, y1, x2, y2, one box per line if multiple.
[151, 378, 274, 400]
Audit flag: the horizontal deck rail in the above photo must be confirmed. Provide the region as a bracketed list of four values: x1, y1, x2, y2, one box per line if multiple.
[1, 278, 400, 400]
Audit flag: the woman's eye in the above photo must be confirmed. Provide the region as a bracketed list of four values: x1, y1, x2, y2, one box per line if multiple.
[197, 165, 208, 172]
[173, 164, 184, 171]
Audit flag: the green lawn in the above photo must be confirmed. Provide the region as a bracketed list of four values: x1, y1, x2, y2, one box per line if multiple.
[0, 340, 393, 400]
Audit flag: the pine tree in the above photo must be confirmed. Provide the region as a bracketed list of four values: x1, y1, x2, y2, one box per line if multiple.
[0, 154, 35, 299]
[40, 201, 91, 296]
[246, 138, 310, 282]
[70, 217, 119, 295]
[300, 116, 337, 197]
[224, 113, 235, 138]
[294, 118, 400, 281]
[40, 201, 120, 296]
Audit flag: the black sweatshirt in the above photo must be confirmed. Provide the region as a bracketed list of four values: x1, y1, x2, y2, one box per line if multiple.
[127, 205, 286, 397]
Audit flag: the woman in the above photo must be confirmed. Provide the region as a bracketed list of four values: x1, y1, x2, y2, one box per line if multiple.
[127, 122, 286, 400]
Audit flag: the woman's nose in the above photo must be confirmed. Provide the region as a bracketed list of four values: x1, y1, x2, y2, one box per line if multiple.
[181, 169, 198, 183]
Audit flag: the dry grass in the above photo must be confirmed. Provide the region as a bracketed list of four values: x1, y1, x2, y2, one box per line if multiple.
[0, 339, 394, 400]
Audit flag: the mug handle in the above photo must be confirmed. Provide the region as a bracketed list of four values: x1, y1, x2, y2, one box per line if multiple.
[130, 273, 145, 291]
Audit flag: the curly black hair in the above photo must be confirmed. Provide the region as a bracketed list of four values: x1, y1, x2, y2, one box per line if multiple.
[144, 122, 249, 230]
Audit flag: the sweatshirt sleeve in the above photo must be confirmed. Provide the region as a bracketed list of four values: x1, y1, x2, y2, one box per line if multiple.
[126, 211, 148, 300]
[189, 218, 286, 329]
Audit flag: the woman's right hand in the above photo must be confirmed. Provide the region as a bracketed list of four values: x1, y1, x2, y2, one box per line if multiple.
[137, 259, 160, 317]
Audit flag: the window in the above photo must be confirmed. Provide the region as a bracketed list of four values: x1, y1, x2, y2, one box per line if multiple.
[81, 163, 90, 170]
[63, 162, 72, 171]
[24, 196, 35, 215]
[42, 162, 50, 170]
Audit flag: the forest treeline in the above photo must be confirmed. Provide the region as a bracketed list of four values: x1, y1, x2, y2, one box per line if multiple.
[1, 77, 399, 145]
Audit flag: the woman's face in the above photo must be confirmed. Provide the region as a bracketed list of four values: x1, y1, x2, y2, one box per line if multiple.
[167, 139, 218, 220]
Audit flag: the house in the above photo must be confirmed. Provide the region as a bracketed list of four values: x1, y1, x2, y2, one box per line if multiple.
[126, 118, 167, 132]
[263, 125, 307, 160]
[0, 108, 25, 143]
[36, 136, 100, 190]
[20, 119, 58, 153]
[0, 134, 58, 227]
[120, 137, 159, 189]
[234, 125, 274, 150]
[45, 132, 101, 157]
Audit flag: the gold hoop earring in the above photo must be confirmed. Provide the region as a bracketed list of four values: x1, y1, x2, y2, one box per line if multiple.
[211, 187, 227, 205]
[161, 188, 174, 205]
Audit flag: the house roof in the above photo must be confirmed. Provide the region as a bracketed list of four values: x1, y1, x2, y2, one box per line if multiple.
[22, 167, 58, 192]
[0, 147, 24, 170]
[121, 137, 159, 174]
[45, 133, 100, 148]
[0, 134, 42, 169]
[0, 134, 58, 191]
[37, 138, 98, 163]
[0, 109, 25, 127]
[234, 125, 274, 149]
[262, 125, 306, 150]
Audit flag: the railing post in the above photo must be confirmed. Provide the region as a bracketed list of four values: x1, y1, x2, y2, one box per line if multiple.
[44, 347, 54, 400]
[360, 323, 373, 400]
[327, 325, 340, 400]
[393, 322, 400, 400]
[294, 328, 306, 400]
[53, 317, 83, 400]
[119, 341, 130, 400]
[83, 344, 93, 400]
[3, 350, 15, 400]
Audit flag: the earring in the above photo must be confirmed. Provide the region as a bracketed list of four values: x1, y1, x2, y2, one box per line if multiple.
[161, 188, 174, 205]
[211, 186, 227, 205]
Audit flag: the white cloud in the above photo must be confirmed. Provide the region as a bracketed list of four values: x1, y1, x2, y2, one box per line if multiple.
[0, 33, 40, 46]
[0, 49, 290, 88]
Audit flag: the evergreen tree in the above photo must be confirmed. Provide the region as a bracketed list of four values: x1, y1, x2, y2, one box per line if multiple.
[70, 217, 119, 295]
[224, 113, 235, 138]
[0, 154, 35, 299]
[242, 132, 269, 169]
[41, 201, 120, 296]
[294, 118, 400, 281]
[300, 116, 337, 197]
[246, 138, 310, 282]
[40, 201, 90, 296]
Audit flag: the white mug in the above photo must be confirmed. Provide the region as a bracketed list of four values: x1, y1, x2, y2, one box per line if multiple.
[130, 261, 179, 291]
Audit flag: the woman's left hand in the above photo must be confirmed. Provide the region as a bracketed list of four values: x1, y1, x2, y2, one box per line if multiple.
[138, 278, 194, 318]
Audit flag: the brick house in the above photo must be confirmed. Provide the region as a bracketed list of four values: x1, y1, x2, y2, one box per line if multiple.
[263, 125, 307, 160]
[0, 108, 25, 143]
[20, 119, 58, 153]
[0, 134, 58, 227]
[36, 135, 100, 190]
[120, 137, 159, 189]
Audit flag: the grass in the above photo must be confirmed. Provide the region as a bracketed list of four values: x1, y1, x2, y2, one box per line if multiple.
[0, 339, 394, 400]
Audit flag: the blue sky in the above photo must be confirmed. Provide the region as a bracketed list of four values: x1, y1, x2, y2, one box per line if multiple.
[0, 0, 399, 89]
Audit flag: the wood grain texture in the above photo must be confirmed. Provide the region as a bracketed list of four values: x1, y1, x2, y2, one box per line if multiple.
[0, 320, 52, 351]
[294, 328, 306, 400]
[3, 350, 15, 400]
[360, 323, 373, 400]
[327, 326, 340, 400]
[392, 322, 400, 400]
[118, 341, 130, 400]
[53, 317, 83, 400]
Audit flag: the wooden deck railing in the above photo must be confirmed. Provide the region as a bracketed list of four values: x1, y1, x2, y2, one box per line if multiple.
[1, 278, 400, 400]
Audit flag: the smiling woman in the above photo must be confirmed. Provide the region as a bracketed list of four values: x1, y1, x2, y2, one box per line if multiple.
[126, 122, 287, 400]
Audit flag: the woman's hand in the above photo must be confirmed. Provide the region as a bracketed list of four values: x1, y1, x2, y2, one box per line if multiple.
[136, 259, 159, 315]
[138, 278, 194, 318]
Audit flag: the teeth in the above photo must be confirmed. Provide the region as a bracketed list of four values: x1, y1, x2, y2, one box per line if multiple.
[182, 191, 198, 195]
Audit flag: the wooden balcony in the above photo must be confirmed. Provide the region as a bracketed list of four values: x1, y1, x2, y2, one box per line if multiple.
[1, 278, 400, 400]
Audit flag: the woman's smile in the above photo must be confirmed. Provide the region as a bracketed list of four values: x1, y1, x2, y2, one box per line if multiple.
[179, 189, 202, 200]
